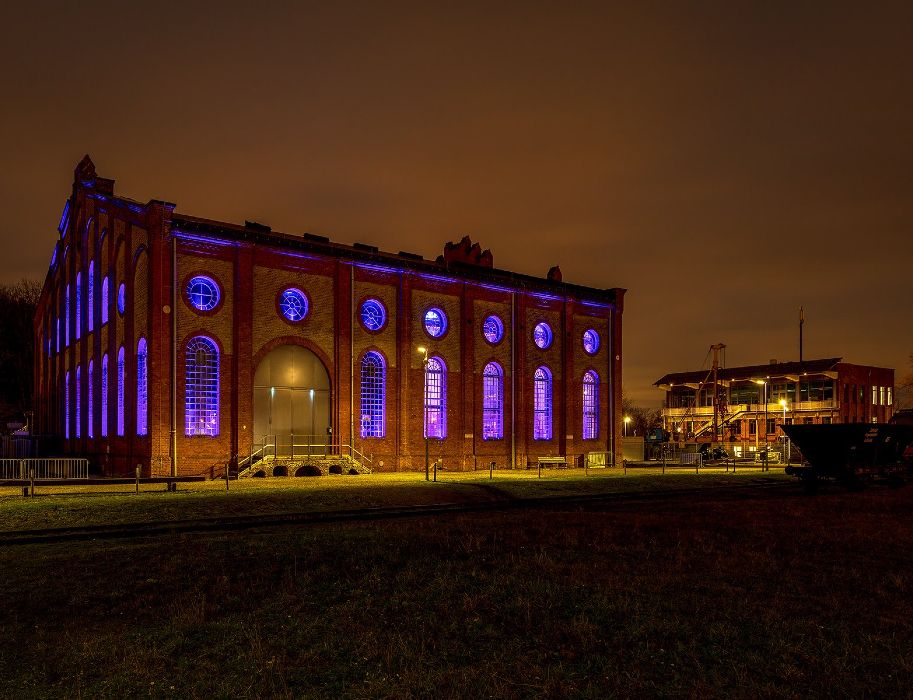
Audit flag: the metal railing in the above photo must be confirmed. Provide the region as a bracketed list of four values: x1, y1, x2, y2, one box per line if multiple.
[0, 458, 89, 480]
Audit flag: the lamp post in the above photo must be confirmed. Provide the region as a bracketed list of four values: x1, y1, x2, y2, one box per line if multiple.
[417, 346, 430, 481]
[754, 380, 768, 469]
[779, 399, 789, 464]
[623, 416, 631, 437]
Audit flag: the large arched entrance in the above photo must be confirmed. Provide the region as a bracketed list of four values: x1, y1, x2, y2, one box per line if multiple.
[253, 345, 331, 456]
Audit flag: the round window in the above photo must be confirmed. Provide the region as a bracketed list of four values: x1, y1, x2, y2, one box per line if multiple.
[583, 329, 600, 355]
[279, 288, 308, 322]
[533, 322, 552, 349]
[117, 283, 126, 316]
[186, 276, 220, 312]
[424, 308, 448, 338]
[483, 315, 504, 344]
[360, 299, 386, 331]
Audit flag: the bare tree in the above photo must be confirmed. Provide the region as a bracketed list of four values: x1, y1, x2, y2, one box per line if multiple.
[0, 279, 40, 424]
[621, 391, 663, 437]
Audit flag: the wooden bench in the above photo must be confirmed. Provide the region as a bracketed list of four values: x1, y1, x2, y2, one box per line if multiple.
[536, 456, 568, 476]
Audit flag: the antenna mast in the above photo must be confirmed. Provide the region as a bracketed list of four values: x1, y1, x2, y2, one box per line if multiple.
[711, 343, 726, 443]
[799, 307, 804, 364]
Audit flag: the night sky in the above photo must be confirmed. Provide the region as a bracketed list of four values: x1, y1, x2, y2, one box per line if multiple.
[3, 2, 911, 406]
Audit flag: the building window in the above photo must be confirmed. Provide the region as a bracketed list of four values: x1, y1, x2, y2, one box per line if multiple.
[185, 336, 219, 437]
[767, 418, 776, 434]
[583, 370, 598, 439]
[360, 299, 386, 331]
[583, 329, 600, 355]
[360, 351, 385, 438]
[64, 370, 70, 439]
[424, 356, 446, 439]
[87, 261, 94, 332]
[533, 322, 552, 350]
[483, 315, 504, 344]
[117, 346, 125, 436]
[117, 283, 126, 316]
[101, 276, 109, 325]
[65, 284, 70, 346]
[888, 387, 893, 406]
[423, 308, 448, 338]
[186, 276, 220, 312]
[533, 366, 552, 440]
[88, 360, 94, 439]
[279, 288, 309, 322]
[482, 362, 503, 440]
[75, 366, 81, 438]
[137, 338, 148, 436]
[75, 273, 82, 340]
[823, 417, 832, 424]
[879, 386, 885, 406]
[56, 316, 60, 353]
[749, 419, 756, 436]
[101, 354, 108, 437]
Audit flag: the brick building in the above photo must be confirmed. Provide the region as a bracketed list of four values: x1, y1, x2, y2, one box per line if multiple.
[33, 156, 625, 477]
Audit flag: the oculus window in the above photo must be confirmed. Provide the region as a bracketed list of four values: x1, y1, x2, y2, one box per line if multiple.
[360, 299, 386, 331]
[533, 322, 552, 350]
[279, 288, 309, 322]
[483, 315, 504, 344]
[423, 308, 448, 338]
[583, 329, 600, 355]
[186, 276, 220, 312]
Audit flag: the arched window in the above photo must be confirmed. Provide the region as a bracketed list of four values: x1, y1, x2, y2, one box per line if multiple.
[65, 283, 70, 346]
[75, 273, 81, 340]
[424, 356, 446, 439]
[482, 362, 503, 440]
[87, 262, 94, 332]
[533, 366, 552, 440]
[101, 276, 109, 325]
[583, 371, 599, 440]
[360, 351, 385, 438]
[101, 354, 109, 437]
[137, 338, 148, 436]
[55, 316, 60, 353]
[117, 346, 125, 436]
[64, 370, 70, 439]
[75, 365, 81, 438]
[88, 360, 94, 439]
[185, 336, 219, 436]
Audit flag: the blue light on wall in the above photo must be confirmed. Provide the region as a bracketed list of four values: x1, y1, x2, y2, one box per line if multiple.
[279, 288, 308, 322]
[360, 299, 386, 331]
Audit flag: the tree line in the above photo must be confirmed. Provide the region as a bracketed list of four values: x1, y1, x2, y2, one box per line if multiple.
[0, 279, 40, 428]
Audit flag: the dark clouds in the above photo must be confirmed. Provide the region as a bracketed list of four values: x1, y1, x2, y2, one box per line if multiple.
[2, 1, 911, 404]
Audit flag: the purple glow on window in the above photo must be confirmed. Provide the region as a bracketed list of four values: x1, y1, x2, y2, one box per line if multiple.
[58, 199, 70, 235]
[423, 308, 447, 338]
[65, 284, 70, 346]
[117, 283, 126, 316]
[583, 371, 599, 440]
[75, 366, 81, 438]
[583, 329, 600, 355]
[280, 288, 308, 321]
[360, 351, 385, 438]
[56, 316, 60, 353]
[186, 276, 220, 312]
[482, 362, 503, 440]
[360, 299, 386, 331]
[88, 360, 94, 439]
[533, 366, 552, 440]
[87, 262, 94, 332]
[75, 273, 81, 340]
[137, 338, 148, 436]
[185, 336, 219, 437]
[101, 354, 108, 437]
[117, 346, 125, 436]
[483, 315, 504, 344]
[101, 276, 109, 325]
[64, 370, 70, 439]
[533, 322, 552, 349]
[424, 356, 446, 439]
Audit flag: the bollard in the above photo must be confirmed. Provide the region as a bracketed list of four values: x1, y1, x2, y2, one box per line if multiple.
[433, 459, 438, 482]
[22, 486, 29, 498]
[136, 465, 141, 494]
[29, 468, 35, 497]
[225, 466, 230, 491]
[490, 461, 494, 480]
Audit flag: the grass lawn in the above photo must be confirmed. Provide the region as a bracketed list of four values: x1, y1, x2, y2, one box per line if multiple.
[1, 471, 910, 698]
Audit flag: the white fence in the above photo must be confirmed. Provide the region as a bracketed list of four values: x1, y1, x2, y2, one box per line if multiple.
[0, 458, 89, 480]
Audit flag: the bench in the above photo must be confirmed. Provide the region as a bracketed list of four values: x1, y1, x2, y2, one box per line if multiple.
[535, 456, 568, 476]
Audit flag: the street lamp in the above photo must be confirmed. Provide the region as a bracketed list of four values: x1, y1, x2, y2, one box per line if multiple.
[417, 346, 430, 481]
[779, 399, 790, 463]
[623, 416, 631, 437]
[754, 380, 768, 469]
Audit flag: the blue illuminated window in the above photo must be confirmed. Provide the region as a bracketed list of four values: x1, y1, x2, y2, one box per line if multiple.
[483, 315, 504, 344]
[423, 308, 447, 338]
[101, 276, 109, 325]
[533, 366, 552, 440]
[56, 316, 60, 353]
[64, 370, 70, 439]
[137, 338, 148, 436]
[75, 273, 82, 340]
[117, 346, 125, 436]
[65, 284, 70, 346]
[533, 322, 552, 350]
[88, 360, 94, 439]
[117, 283, 126, 316]
[482, 362, 503, 440]
[360, 351, 386, 438]
[87, 261, 94, 332]
[583, 371, 599, 439]
[101, 354, 108, 437]
[424, 356, 446, 439]
[360, 299, 386, 331]
[280, 288, 309, 322]
[75, 366, 81, 438]
[583, 329, 600, 355]
[186, 276, 220, 312]
[185, 336, 219, 437]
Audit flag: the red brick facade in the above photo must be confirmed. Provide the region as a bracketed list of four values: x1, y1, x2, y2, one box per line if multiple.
[35, 157, 625, 477]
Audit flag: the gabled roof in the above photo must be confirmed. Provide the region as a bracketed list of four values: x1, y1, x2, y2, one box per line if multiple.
[654, 358, 843, 388]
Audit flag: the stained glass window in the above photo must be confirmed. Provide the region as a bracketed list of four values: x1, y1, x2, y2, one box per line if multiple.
[75, 366, 81, 438]
[75, 273, 82, 339]
[101, 276, 109, 325]
[533, 366, 552, 440]
[88, 360, 94, 439]
[423, 308, 448, 338]
[360, 299, 386, 331]
[64, 370, 70, 439]
[185, 336, 219, 436]
[117, 283, 126, 316]
[583, 371, 599, 439]
[101, 354, 109, 437]
[360, 351, 385, 438]
[117, 346, 125, 436]
[280, 288, 308, 322]
[186, 276, 220, 312]
[482, 362, 503, 440]
[533, 322, 552, 350]
[65, 284, 70, 346]
[483, 315, 503, 344]
[583, 329, 600, 355]
[424, 356, 446, 439]
[87, 261, 94, 332]
[137, 338, 148, 436]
